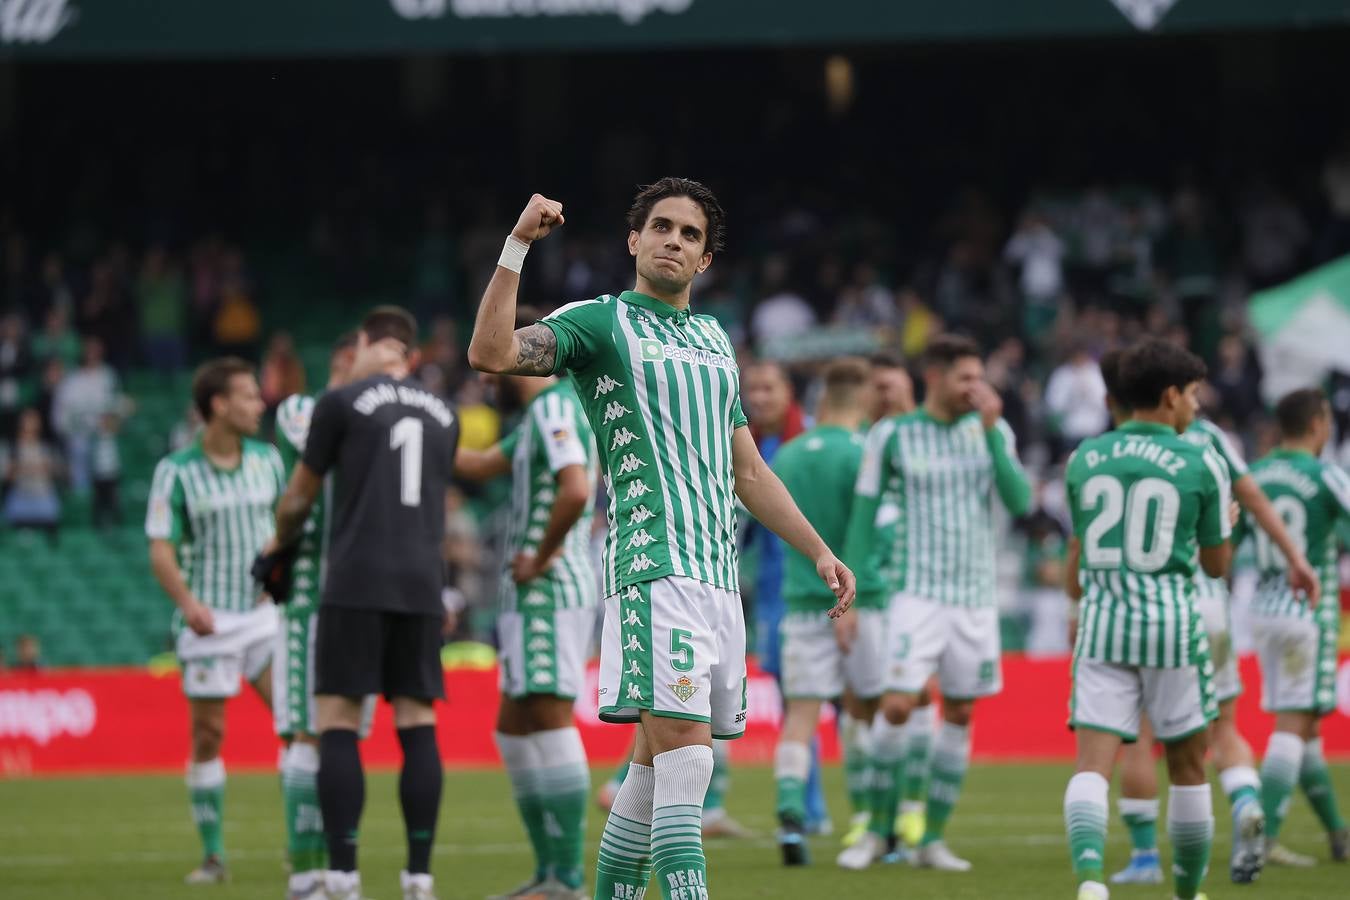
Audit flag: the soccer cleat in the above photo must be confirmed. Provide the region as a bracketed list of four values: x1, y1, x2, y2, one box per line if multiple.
[1265, 840, 1317, 867]
[1109, 849, 1163, 884]
[324, 870, 367, 900]
[778, 819, 810, 866]
[184, 855, 228, 885]
[288, 871, 326, 900]
[402, 870, 437, 900]
[487, 877, 545, 899]
[1330, 827, 1349, 862]
[841, 811, 870, 847]
[1076, 881, 1109, 900]
[912, 841, 973, 872]
[879, 832, 910, 865]
[897, 808, 926, 847]
[1229, 795, 1265, 883]
[596, 779, 620, 812]
[836, 831, 886, 870]
[702, 808, 752, 838]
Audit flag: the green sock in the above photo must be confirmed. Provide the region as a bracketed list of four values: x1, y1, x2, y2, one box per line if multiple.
[902, 711, 934, 805]
[651, 747, 712, 900]
[1167, 785, 1214, 900]
[187, 759, 226, 860]
[1299, 738, 1346, 833]
[774, 741, 810, 822]
[595, 764, 654, 900]
[1064, 773, 1108, 884]
[282, 748, 326, 873]
[868, 720, 905, 839]
[1118, 797, 1159, 852]
[1261, 732, 1304, 841]
[702, 740, 728, 814]
[536, 741, 590, 890]
[842, 717, 872, 816]
[921, 723, 969, 846]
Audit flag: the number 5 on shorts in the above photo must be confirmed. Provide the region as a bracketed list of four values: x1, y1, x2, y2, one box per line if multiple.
[671, 629, 695, 672]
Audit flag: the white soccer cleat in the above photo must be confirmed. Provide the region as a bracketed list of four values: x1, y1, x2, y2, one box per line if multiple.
[401, 870, 437, 900]
[288, 870, 327, 899]
[1229, 796, 1265, 883]
[836, 830, 886, 870]
[912, 840, 973, 872]
[1076, 880, 1109, 900]
[1265, 841, 1317, 867]
[1109, 849, 1163, 884]
[184, 855, 228, 885]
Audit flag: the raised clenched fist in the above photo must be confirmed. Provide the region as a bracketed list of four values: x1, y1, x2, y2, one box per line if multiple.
[512, 194, 565, 243]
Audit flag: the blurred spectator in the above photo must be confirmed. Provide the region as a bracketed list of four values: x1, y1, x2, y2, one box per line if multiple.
[1105, 202, 1156, 316]
[1155, 187, 1223, 361]
[0, 312, 31, 440]
[896, 287, 941, 359]
[79, 260, 133, 368]
[33, 357, 64, 443]
[168, 402, 203, 453]
[833, 262, 898, 328]
[2, 409, 62, 545]
[417, 317, 463, 398]
[1015, 495, 1070, 656]
[14, 634, 42, 672]
[91, 412, 123, 529]
[52, 336, 121, 494]
[1240, 183, 1309, 289]
[37, 252, 75, 321]
[137, 244, 189, 373]
[259, 332, 306, 413]
[29, 305, 80, 370]
[443, 486, 486, 635]
[454, 377, 501, 451]
[1211, 333, 1264, 432]
[1043, 343, 1107, 460]
[751, 256, 816, 351]
[211, 249, 262, 358]
[1004, 208, 1066, 339]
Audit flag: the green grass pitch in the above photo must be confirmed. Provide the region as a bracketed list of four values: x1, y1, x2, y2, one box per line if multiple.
[2, 763, 1346, 898]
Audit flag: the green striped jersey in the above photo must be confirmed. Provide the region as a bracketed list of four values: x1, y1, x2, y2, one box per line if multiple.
[1181, 418, 1248, 604]
[846, 409, 1031, 608]
[1243, 449, 1350, 624]
[772, 425, 883, 612]
[1066, 420, 1232, 667]
[497, 380, 598, 612]
[541, 291, 747, 596]
[274, 394, 328, 619]
[146, 437, 286, 614]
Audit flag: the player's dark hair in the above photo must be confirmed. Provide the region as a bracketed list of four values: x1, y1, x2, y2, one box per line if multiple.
[1099, 347, 1128, 410]
[191, 357, 254, 422]
[627, 177, 727, 253]
[331, 330, 359, 356]
[869, 351, 907, 370]
[921, 334, 981, 371]
[1275, 387, 1328, 438]
[516, 305, 544, 331]
[361, 305, 417, 351]
[1118, 339, 1206, 411]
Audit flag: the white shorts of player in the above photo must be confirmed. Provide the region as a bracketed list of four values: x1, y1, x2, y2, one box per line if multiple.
[498, 606, 598, 701]
[780, 608, 886, 701]
[1253, 613, 1336, 714]
[1195, 590, 1242, 703]
[272, 612, 376, 738]
[1070, 657, 1215, 743]
[597, 576, 748, 739]
[177, 604, 278, 700]
[884, 594, 1002, 699]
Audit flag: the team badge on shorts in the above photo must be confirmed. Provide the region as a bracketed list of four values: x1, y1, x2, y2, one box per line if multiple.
[669, 675, 698, 703]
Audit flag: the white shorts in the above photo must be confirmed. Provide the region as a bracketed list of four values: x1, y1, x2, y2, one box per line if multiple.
[273, 611, 376, 737]
[1070, 656, 1217, 743]
[499, 605, 597, 700]
[780, 608, 886, 701]
[1253, 613, 1338, 715]
[1196, 591, 1241, 703]
[178, 604, 278, 700]
[884, 594, 1002, 699]
[597, 576, 748, 739]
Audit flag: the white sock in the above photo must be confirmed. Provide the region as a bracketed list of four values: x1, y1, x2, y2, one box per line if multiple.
[531, 726, 591, 796]
[1219, 765, 1261, 800]
[933, 721, 971, 767]
[401, 870, 433, 890]
[653, 745, 715, 809]
[325, 870, 361, 891]
[1118, 796, 1160, 821]
[846, 715, 874, 755]
[1064, 772, 1109, 877]
[494, 731, 542, 800]
[872, 712, 906, 765]
[1264, 731, 1305, 785]
[186, 757, 226, 789]
[285, 742, 321, 774]
[774, 741, 811, 782]
[611, 762, 656, 824]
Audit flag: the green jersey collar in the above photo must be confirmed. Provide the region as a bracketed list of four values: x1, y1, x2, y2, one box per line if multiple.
[620, 290, 691, 323]
[1271, 446, 1316, 461]
[1119, 419, 1176, 436]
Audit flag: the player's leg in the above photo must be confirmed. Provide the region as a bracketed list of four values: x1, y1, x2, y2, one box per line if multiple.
[839, 691, 873, 844]
[839, 608, 885, 850]
[598, 734, 636, 812]
[185, 694, 229, 883]
[1150, 663, 1219, 900]
[1110, 718, 1163, 885]
[776, 698, 824, 864]
[703, 738, 749, 838]
[1300, 720, 1349, 861]
[898, 686, 937, 850]
[494, 696, 553, 895]
[1210, 697, 1265, 883]
[273, 616, 327, 899]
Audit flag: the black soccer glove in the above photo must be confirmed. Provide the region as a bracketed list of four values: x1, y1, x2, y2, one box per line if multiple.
[251, 542, 301, 604]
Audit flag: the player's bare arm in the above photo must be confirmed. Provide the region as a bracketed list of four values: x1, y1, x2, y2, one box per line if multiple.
[1233, 473, 1320, 602]
[730, 426, 856, 615]
[1064, 536, 1083, 601]
[273, 462, 324, 549]
[1199, 539, 1233, 580]
[149, 538, 214, 635]
[467, 193, 565, 375]
[513, 463, 590, 584]
[454, 445, 511, 482]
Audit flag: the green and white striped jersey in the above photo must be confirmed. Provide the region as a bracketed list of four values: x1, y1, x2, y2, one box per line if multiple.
[1242, 449, 1350, 624]
[146, 437, 286, 614]
[845, 409, 1032, 608]
[1066, 420, 1232, 667]
[274, 394, 328, 619]
[497, 380, 599, 612]
[1181, 418, 1248, 604]
[541, 291, 747, 596]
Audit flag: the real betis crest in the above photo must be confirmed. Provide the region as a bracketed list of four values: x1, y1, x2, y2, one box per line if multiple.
[669, 675, 698, 703]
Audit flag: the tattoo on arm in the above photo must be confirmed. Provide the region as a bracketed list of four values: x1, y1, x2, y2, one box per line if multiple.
[511, 324, 558, 375]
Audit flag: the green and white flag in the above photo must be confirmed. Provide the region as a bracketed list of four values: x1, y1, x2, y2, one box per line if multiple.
[1249, 254, 1350, 404]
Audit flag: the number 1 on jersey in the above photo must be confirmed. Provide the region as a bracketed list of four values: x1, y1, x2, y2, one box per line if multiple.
[391, 417, 423, 507]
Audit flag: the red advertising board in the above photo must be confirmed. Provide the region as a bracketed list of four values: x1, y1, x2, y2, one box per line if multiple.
[2, 655, 1348, 777]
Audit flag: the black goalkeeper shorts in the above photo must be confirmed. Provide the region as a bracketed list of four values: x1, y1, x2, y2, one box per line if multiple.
[315, 606, 445, 701]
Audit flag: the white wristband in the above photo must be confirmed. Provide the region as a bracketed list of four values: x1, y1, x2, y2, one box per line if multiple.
[498, 235, 530, 274]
